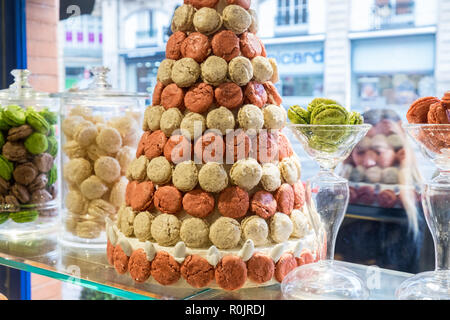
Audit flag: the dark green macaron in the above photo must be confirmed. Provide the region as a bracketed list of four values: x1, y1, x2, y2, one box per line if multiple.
[348, 111, 364, 125]
[10, 210, 39, 223]
[47, 136, 58, 157]
[0, 111, 11, 130]
[0, 131, 5, 150]
[0, 155, 13, 181]
[3, 105, 26, 127]
[24, 132, 48, 155]
[26, 108, 50, 134]
[47, 165, 57, 186]
[39, 108, 58, 125]
[288, 105, 310, 124]
[0, 212, 9, 225]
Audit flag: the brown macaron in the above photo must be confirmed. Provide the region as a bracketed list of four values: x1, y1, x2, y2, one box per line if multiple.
[263, 81, 282, 106]
[218, 186, 250, 219]
[214, 82, 244, 109]
[247, 252, 275, 283]
[129, 181, 155, 212]
[128, 248, 152, 283]
[194, 131, 225, 163]
[227, 0, 251, 10]
[211, 30, 241, 62]
[152, 82, 165, 106]
[164, 134, 192, 164]
[187, 0, 219, 9]
[166, 31, 187, 60]
[182, 189, 215, 218]
[151, 251, 181, 286]
[406, 96, 440, 124]
[184, 82, 214, 113]
[240, 32, 262, 59]
[113, 245, 129, 275]
[274, 253, 297, 282]
[161, 83, 185, 110]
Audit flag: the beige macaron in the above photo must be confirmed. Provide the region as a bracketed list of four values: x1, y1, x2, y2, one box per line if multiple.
[157, 59, 175, 86]
[201, 56, 228, 86]
[94, 156, 121, 184]
[133, 211, 155, 242]
[206, 106, 235, 135]
[96, 127, 123, 154]
[160, 108, 184, 137]
[80, 175, 108, 200]
[147, 156, 173, 185]
[209, 216, 241, 249]
[63, 158, 92, 185]
[144, 105, 165, 131]
[180, 217, 210, 248]
[198, 162, 229, 193]
[229, 56, 253, 86]
[151, 213, 181, 246]
[172, 160, 199, 192]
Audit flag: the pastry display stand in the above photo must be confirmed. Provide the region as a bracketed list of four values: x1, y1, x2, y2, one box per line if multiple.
[0, 229, 413, 300]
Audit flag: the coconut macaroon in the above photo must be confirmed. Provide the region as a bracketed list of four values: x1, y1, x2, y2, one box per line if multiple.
[180, 112, 206, 140]
[209, 216, 241, 249]
[251, 56, 273, 83]
[241, 215, 269, 246]
[160, 108, 183, 137]
[237, 104, 264, 131]
[198, 162, 229, 193]
[144, 105, 165, 131]
[180, 217, 210, 248]
[263, 104, 286, 129]
[172, 160, 199, 192]
[206, 106, 236, 135]
[230, 158, 262, 191]
[279, 156, 302, 185]
[151, 213, 181, 246]
[260, 163, 282, 192]
[146, 156, 173, 185]
[269, 212, 294, 243]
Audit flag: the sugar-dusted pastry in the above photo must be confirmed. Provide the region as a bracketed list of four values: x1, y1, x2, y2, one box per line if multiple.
[263, 104, 286, 130]
[193, 7, 223, 35]
[241, 215, 269, 246]
[237, 104, 263, 130]
[269, 212, 293, 243]
[206, 106, 235, 135]
[290, 209, 310, 238]
[201, 56, 228, 86]
[228, 56, 253, 86]
[80, 175, 108, 200]
[251, 56, 273, 83]
[180, 217, 210, 248]
[94, 156, 121, 183]
[198, 162, 228, 193]
[230, 158, 262, 191]
[209, 216, 241, 249]
[180, 112, 206, 140]
[260, 163, 282, 192]
[222, 4, 251, 34]
[151, 213, 181, 246]
[63, 158, 92, 185]
[172, 160, 199, 192]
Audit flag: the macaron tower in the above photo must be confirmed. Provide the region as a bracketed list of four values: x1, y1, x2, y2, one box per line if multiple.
[107, 0, 317, 291]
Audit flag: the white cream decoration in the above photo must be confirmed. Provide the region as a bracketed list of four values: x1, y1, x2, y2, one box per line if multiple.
[144, 241, 156, 262]
[206, 245, 221, 267]
[174, 241, 187, 264]
[270, 243, 285, 262]
[107, 225, 118, 246]
[239, 239, 254, 262]
[293, 241, 304, 258]
[118, 237, 132, 256]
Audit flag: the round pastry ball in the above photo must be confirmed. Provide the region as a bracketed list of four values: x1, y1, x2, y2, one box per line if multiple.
[222, 4, 252, 34]
[147, 156, 173, 185]
[230, 158, 262, 191]
[237, 104, 264, 130]
[157, 59, 175, 85]
[263, 104, 286, 130]
[228, 56, 253, 86]
[171, 58, 201, 88]
[365, 166, 382, 184]
[80, 175, 108, 200]
[133, 211, 155, 242]
[171, 4, 196, 33]
[261, 163, 282, 192]
[198, 162, 229, 193]
[241, 215, 269, 246]
[193, 7, 223, 35]
[201, 56, 228, 86]
[251, 56, 273, 83]
[184, 83, 214, 113]
[63, 158, 92, 185]
[180, 32, 211, 63]
[151, 213, 181, 246]
[206, 107, 236, 135]
[182, 189, 215, 218]
[173, 160, 199, 192]
[279, 156, 302, 185]
[144, 105, 165, 131]
[180, 112, 206, 140]
[94, 156, 121, 183]
[180, 217, 210, 248]
[96, 127, 122, 154]
[160, 108, 183, 137]
[290, 209, 311, 238]
[209, 216, 241, 249]
[269, 212, 293, 243]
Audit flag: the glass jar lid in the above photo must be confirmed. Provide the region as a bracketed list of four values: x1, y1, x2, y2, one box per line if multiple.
[0, 69, 52, 101]
[56, 66, 147, 99]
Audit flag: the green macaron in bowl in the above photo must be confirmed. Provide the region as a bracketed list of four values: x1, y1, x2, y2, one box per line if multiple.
[24, 132, 49, 155]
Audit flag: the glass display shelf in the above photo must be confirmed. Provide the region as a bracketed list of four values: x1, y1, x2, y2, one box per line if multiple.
[0, 229, 413, 300]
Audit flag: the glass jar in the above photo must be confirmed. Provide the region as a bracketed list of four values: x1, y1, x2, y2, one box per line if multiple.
[58, 67, 146, 247]
[0, 69, 61, 237]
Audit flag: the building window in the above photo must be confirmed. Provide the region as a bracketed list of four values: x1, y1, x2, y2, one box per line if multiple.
[373, 0, 415, 29]
[276, 0, 308, 26]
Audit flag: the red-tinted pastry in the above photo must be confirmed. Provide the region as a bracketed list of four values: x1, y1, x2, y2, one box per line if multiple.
[227, 0, 251, 10]
[356, 186, 375, 205]
[428, 102, 450, 124]
[161, 84, 185, 110]
[250, 190, 277, 219]
[181, 32, 212, 63]
[295, 249, 314, 266]
[292, 181, 305, 209]
[154, 186, 183, 214]
[181, 255, 215, 288]
[129, 181, 155, 211]
[377, 189, 397, 208]
[182, 189, 215, 218]
[139, 130, 167, 160]
[194, 132, 225, 163]
[186, 0, 219, 9]
[128, 249, 152, 283]
[152, 82, 164, 106]
[215, 255, 248, 291]
[244, 81, 268, 108]
[166, 31, 187, 60]
[257, 131, 279, 163]
[263, 81, 282, 106]
[107, 240, 115, 265]
[225, 129, 251, 162]
[164, 134, 192, 164]
[441, 91, 450, 109]
[125, 180, 138, 207]
[184, 83, 214, 113]
[151, 251, 181, 286]
[406, 96, 440, 124]
[211, 30, 241, 62]
[275, 183, 294, 215]
[240, 32, 262, 59]
[218, 186, 250, 219]
[246, 252, 275, 284]
[277, 132, 293, 161]
[274, 253, 297, 282]
[215, 82, 244, 109]
[113, 245, 129, 275]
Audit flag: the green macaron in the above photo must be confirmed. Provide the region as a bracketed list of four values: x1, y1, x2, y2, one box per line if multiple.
[10, 210, 39, 223]
[24, 132, 48, 155]
[3, 105, 26, 127]
[48, 125, 56, 137]
[0, 155, 13, 181]
[39, 108, 58, 125]
[0, 212, 9, 225]
[26, 108, 50, 134]
[288, 105, 310, 124]
[0, 111, 11, 130]
[310, 103, 349, 125]
[47, 165, 57, 186]
[307, 98, 341, 114]
[0, 131, 5, 150]
[47, 136, 58, 157]
[348, 111, 364, 125]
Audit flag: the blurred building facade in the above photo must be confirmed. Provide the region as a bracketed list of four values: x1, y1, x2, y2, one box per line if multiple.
[59, 0, 450, 119]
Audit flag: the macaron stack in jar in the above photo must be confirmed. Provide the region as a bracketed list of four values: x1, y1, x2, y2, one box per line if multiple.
[107, 0, 318, 291]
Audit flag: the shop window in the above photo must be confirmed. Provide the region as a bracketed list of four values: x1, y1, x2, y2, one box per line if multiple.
[280, 75, 323, 97]
[276, 0, 308, 26]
